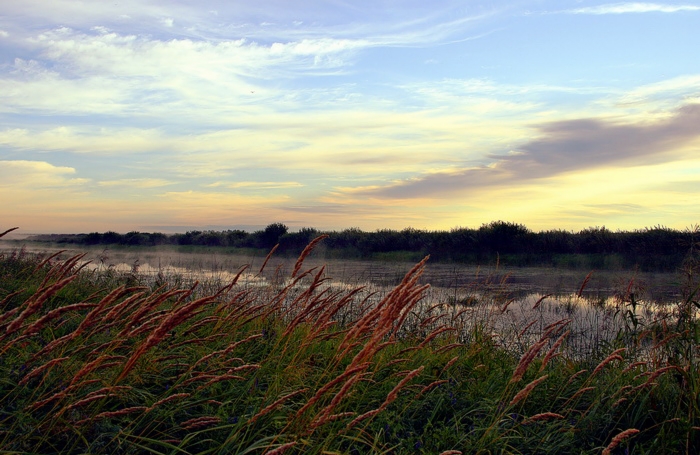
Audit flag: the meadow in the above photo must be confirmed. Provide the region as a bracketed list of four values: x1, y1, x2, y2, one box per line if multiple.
[1, 229, 699, 454]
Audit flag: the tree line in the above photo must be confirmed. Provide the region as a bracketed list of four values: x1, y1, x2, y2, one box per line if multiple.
[26, 221, 699, 271]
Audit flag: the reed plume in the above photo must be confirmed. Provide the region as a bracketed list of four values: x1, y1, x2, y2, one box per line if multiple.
[264, 441, 297, 455]
[252, 388, 309, 424]
[510, 375, 548, 407]
[591, 348, 626, 376]
[292, 234, 328, 278]
[602, 428, 639, 455]
[522, 412, 564, 424]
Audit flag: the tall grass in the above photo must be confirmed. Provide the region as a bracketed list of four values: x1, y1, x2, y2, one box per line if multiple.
[1, 229, 699, 454]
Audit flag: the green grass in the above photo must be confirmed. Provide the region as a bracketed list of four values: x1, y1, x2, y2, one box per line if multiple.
[1, 239, 699, 454]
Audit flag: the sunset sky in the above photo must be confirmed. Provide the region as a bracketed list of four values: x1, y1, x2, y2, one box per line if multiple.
[1, 1, 699, 234]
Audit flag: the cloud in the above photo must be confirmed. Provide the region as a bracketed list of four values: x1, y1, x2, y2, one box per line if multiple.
[98, 178, 174, 188]
[0, 127, 168, 154]
[0, 26, 379, 123]
[615, 75, 700, 106]
[210, 181, 304, 190]
[567, 3, 700, 14]
[346, 103, 700, 199]
[0, 160, 88, 188]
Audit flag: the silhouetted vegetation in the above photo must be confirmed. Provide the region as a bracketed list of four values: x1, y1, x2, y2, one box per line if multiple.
[25, 222, 700, 271]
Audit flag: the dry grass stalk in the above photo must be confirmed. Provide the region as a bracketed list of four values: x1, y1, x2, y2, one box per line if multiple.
[441, 356, 460, 375]
[434, 343, 464, 354]
[77, 286, 138, 334]
[602, 428, 639, 455]
[193, 335, 261, 369]
[0, 291, 22, 318]
[500, 298, 516, 313]
[182, 316, 220, 336]
[591, 348, 626, 376]
[511, 339, 549, 383]
[568, 386, 595, 402]
[101, 290, 148, 323]
[312, 373, 368, 428]
[509, 375, 548, 407]
[622, 362, 647, 374]
[419, 314, 447, 328]
[391, 284, 431, 336]
[5, 275, 78, 334]
[321, 411, 355, 423]
[69, 355, 125, 388]
[28, 334, 76, 361]
[27, 391, 67, 411]
[176, 374, 236, 388]
[612, 397, 628, 408]
[518, 319, 538, 337]
[651, 332, 682, 351]
[41, 253, 85, 284]
[397, 346, 420, 356]
[0, 227, 19, 238]
[577, 271, 593, 297]
[251, 388, 309, 423]
[81, 386, 132, 399]
[75, 406, 147, 425]
[383, 358, 410, 369]
[522, 412, 564, 424]
[418, 327, 457, 350]
[292, 235, 329, 278]
[342, 270, 429, 368]
[380, 366, 424, 410]
[258, 244, 279, 275]
[120, 287, 189, 336]
[23, 303, 97, 336]
[415, 379, 449, 399]
[541, 318, 572, 338]
[540, 330, 570, 372]
[613, 385, 633, 398]
[146, 393, 191, 412]
[294, 363, 370, 419]
[171, 332, 227, 349]
[532, 293, 553, 310]
[181, 416, 222, 430]
[18, 357, 70, 386]
[346, 408, 382, 430]
[630, 366, 679, 394]
[312, 288, 363, 327]
[31, 249, 66, 273]
[65, 394, 108, 410]
[264, 441, 297, 455]
[196, 375, 246, 390]
[566, 369, 588, 385]
[117, 292, 222, 382]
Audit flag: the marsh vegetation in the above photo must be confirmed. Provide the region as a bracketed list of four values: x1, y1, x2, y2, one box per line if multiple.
[1, 229, 699, 454]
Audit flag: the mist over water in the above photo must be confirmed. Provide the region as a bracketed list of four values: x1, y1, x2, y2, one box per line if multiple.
[1, 241, 689, 360]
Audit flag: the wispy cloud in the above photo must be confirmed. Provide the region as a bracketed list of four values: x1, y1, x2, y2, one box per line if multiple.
[615, 75, 700, 106]
[98, 178, 174, 188]
[344, 103, 700, 199]
[0, 160, 83, 186]
[567, 3, 700, 14]
[208, 181, 303, 189]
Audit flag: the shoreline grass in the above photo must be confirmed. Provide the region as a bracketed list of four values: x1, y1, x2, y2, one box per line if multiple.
[1, 234, 699, 454]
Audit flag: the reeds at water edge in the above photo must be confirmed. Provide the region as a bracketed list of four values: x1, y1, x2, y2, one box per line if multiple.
[1, 230, 699, 454]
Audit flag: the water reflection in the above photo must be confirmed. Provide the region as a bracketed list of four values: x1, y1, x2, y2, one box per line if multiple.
[2, 243, 691, 360]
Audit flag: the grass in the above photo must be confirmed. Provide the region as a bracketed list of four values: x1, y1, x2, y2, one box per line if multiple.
[1, 230, 700, 454]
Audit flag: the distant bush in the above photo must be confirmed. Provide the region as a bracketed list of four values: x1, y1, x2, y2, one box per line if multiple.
[23, 222, 700, 272]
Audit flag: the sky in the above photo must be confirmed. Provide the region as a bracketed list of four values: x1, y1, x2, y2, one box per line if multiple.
[1, 1, 699, 234]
